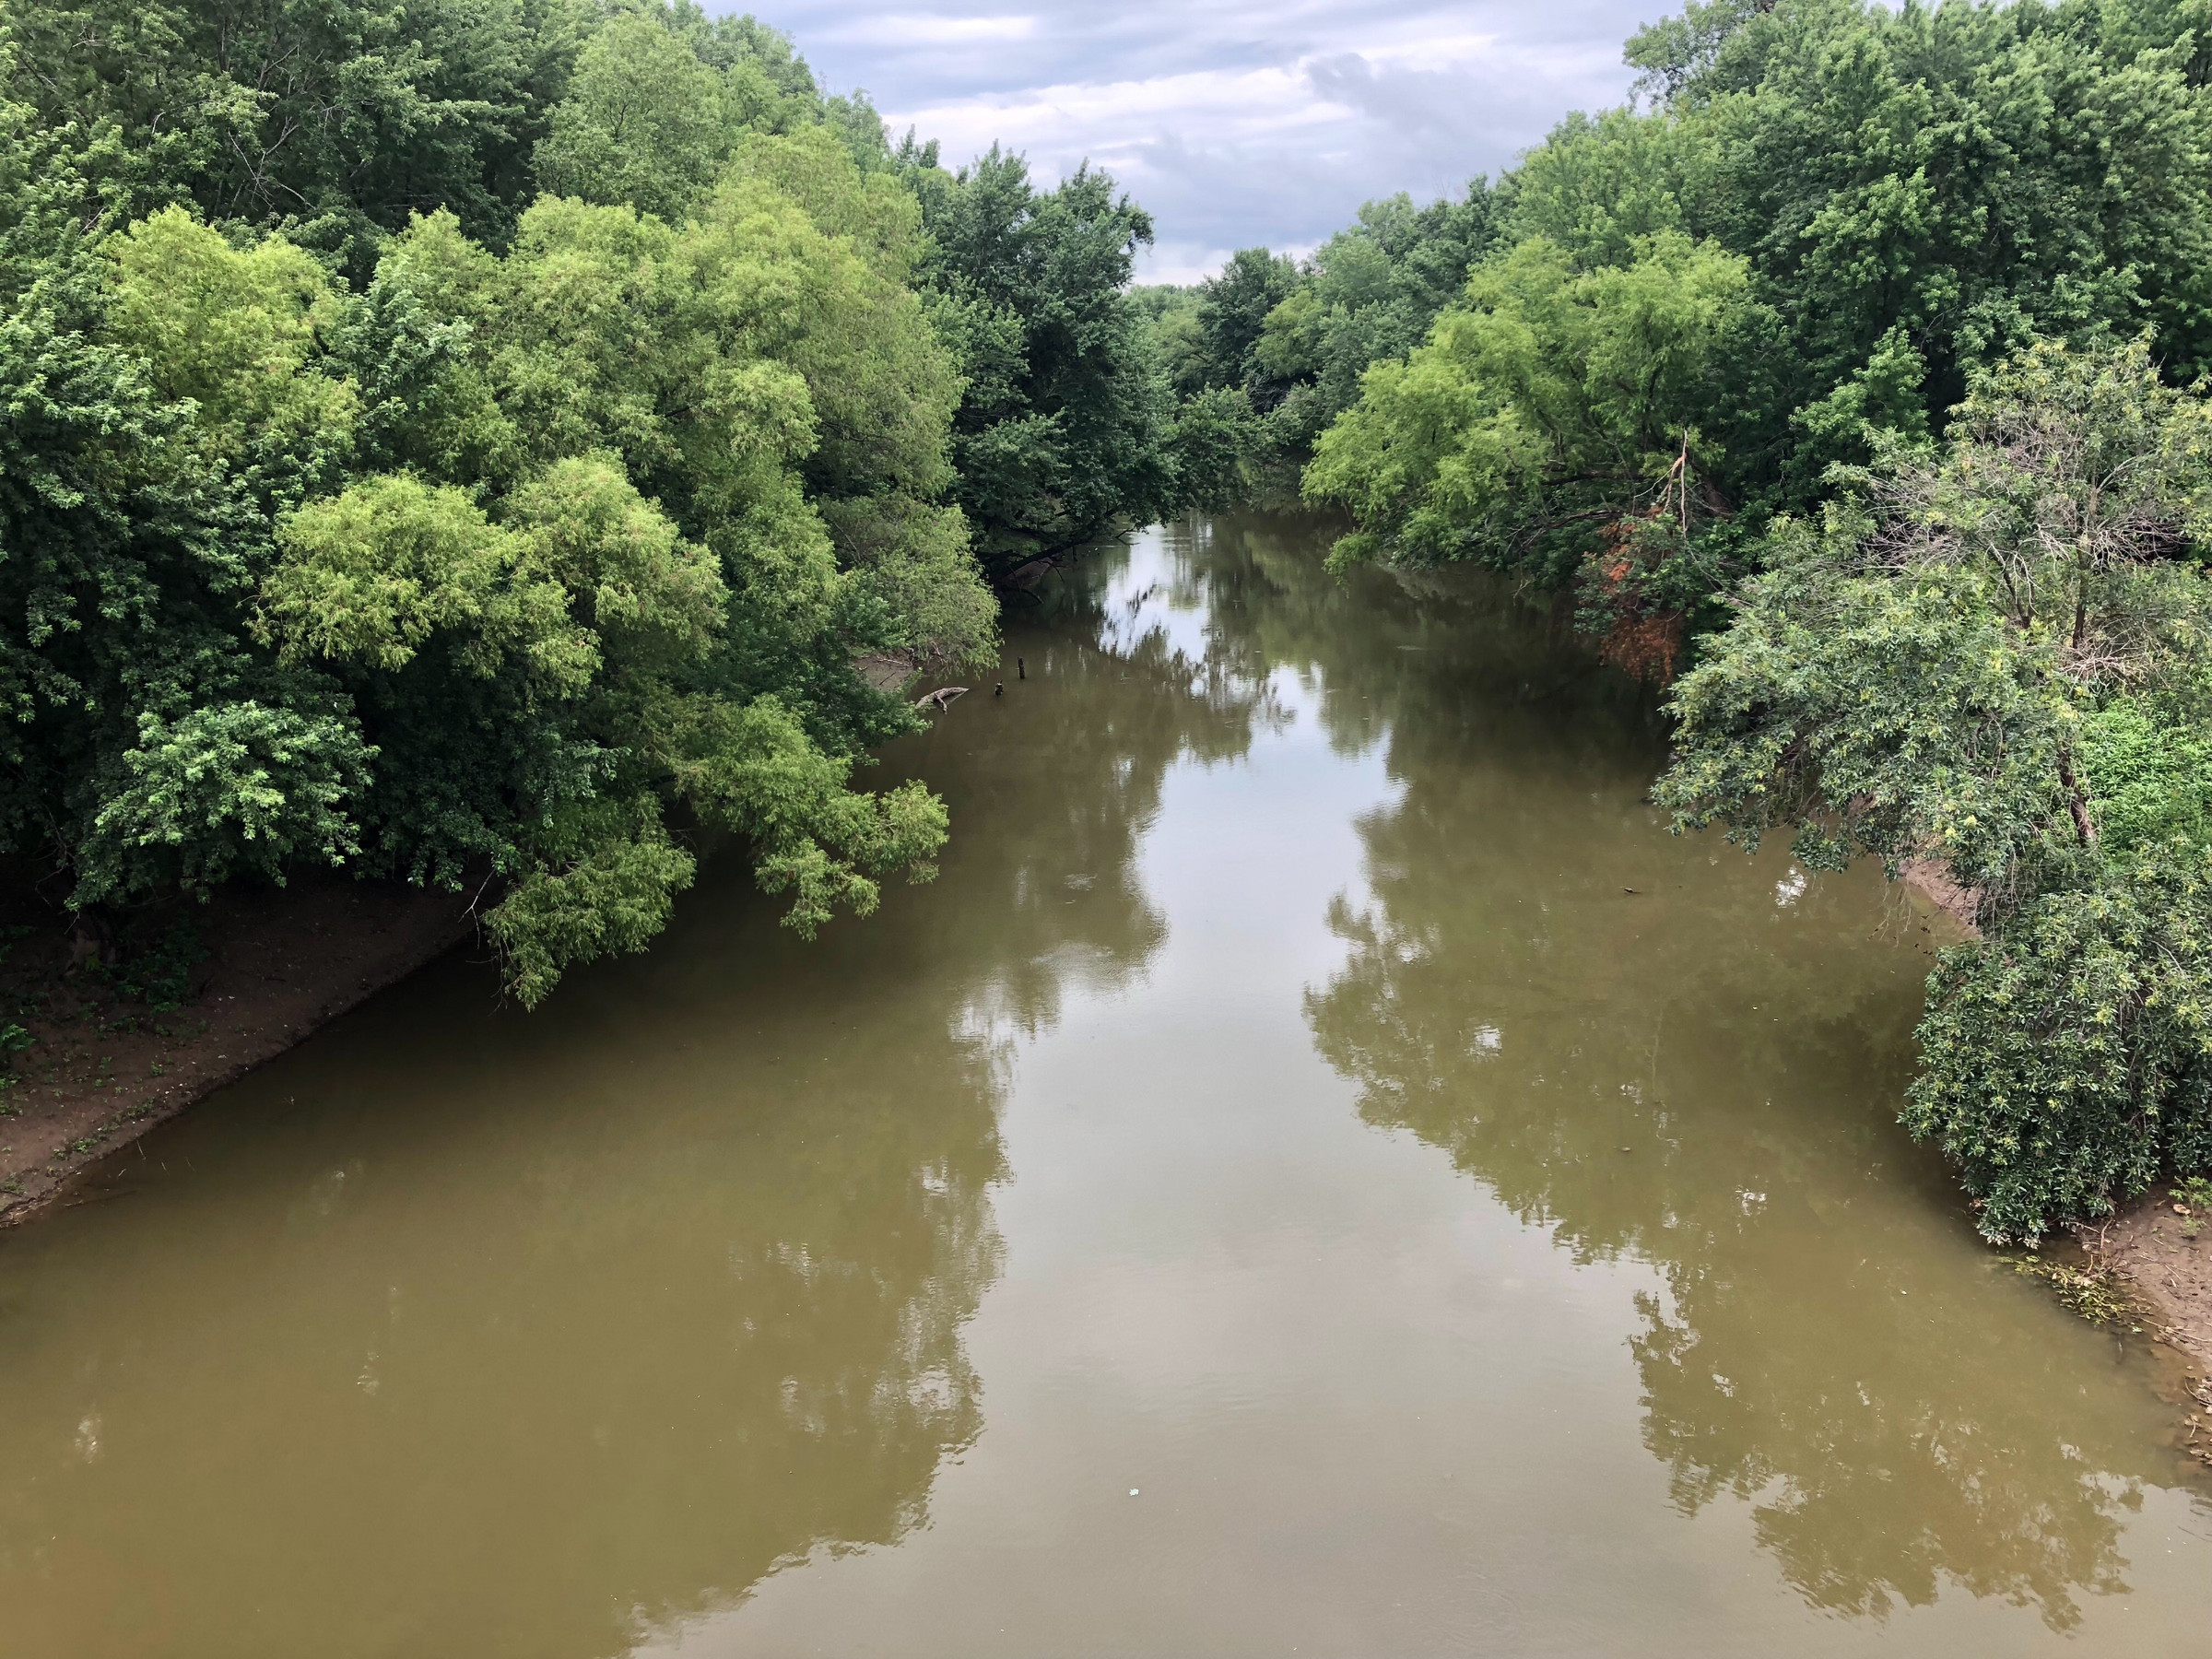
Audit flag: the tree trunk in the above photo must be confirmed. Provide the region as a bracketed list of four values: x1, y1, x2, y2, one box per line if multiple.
[2056, 747, 2098, 847]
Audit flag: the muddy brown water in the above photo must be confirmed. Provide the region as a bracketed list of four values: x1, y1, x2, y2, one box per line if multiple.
[4, 513, 2210, 1658]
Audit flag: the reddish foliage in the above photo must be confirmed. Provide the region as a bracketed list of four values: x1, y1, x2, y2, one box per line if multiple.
[1599, 611, 1684, 682]
[1587, 517, 1685, 684]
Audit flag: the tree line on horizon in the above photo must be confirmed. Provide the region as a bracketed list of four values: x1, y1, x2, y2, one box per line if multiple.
[1152, 0, 2212, 1241]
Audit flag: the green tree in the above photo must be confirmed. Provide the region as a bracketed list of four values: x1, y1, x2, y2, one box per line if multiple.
[1306, 229, 1769, 677]
[283, 147, 991, 999]
[1253, 191, 1495, 441]
[1192, 246, 1297, 399]
[914, 146, 1178, 572]
[532, 6, 816, 223]
[1, 0, 1196, 1012]
[7, 0, 594, 260]
[1657, 339, 2212, 1238]
[1306, 0, 2212, 652]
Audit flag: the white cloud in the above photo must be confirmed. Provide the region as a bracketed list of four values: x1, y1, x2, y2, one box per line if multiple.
[1140, 242, 1257, 286]
[886, 60, 1356, 163]
[826, 13, 1040, 45]
[780, 0, 1659, 279]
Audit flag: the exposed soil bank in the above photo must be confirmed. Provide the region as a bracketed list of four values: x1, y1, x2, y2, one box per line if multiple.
[0, 871, 475, 1225]
[1901, 858, 1982, 934]
[2088, 1194, 2212, 1461]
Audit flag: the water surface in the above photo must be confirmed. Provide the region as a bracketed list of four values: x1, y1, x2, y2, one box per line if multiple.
[4, 513, 2209, 1656]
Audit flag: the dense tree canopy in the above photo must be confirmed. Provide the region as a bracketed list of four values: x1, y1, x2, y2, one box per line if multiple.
[1135, 189, 1495, 488]
[1283, 0, 2212, 1236]
[1302, 0, 2212, 641]
[910, 146, 1181, 573]
[1659, 340, 2212, 1239]
[0, 0, 1197, 1005]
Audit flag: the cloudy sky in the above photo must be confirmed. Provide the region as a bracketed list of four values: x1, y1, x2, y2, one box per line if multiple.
[771, 2, 1672, 282]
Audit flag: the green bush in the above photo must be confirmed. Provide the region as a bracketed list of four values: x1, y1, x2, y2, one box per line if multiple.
[1904, 849, 2212, 1241]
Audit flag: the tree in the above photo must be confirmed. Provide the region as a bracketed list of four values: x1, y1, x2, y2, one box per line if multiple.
[2, 0, 1198, 1011]
[915, 147, 1177, 572]
[532, 6, 815, 224]
[6, 0, 594, 262]
[1192, 246, 1296, 400]
[1306, 229, 1770, 677]
[1657, 339, 2212, 1238]
[278, 140, 993, 1000]
[1305, 0, 2212, 654]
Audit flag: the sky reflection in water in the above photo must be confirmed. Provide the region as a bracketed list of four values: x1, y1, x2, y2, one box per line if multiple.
[1, 516, 2208, 1657]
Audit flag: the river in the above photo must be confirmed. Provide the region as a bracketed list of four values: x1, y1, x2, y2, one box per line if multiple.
[3, 512, 2209, 1656]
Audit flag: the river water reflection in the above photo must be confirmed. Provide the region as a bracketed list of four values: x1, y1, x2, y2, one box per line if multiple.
[3, 514, 2209, 1656]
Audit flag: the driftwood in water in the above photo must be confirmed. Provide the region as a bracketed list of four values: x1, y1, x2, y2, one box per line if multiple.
[914, 686, 968, 712]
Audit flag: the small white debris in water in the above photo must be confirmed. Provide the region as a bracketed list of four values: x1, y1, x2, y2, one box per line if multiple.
[1129, 1488, 1139, 1497]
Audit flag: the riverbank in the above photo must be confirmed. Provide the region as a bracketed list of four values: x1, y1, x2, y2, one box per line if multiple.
[1895, 875, 2212, 1436]
[0, 873, 476, 1225]
[2088, 1194, 2212, 1462]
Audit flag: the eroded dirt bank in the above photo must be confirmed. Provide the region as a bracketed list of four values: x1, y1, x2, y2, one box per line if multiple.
[0, 871, 476, 1224]
[2088, 1195, 2212, 1461]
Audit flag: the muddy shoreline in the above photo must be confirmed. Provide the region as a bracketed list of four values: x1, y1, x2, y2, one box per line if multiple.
[0, 872, 477, 1226]
[2085, 1196, 2212, 1463]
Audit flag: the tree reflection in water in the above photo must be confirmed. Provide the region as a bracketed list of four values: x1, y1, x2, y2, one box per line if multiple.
[0, 515, 2186, 1656]
[920, 539, 1269, 1041]
[0, 540, 1266, 1659]
[1171, 511, 2170, 1633]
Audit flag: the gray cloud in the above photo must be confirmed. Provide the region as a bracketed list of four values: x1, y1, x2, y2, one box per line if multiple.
[764, 2, 1666, 279]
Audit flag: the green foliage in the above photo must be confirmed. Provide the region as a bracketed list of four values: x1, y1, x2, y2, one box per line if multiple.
[1300, 0, 2212, 655]
[2077, 697, 2212, 855]
[6, 0, 595, 255]
[1661, 339, 2212, 1239]
[267, 474, 585, 684]
[107, 208, 359, 468]
[1503, 108, 1702, 271]
[272, 166, 990, 990]
[533, 9, 809, 223]
[1138, 186, 1497, 474]
[1306, 231, 1761, 582]
[663, 691, 948, 934]
[1656, 541, 2065, 888]
[0, 0, 1098, 1006]
[1168, 387, 1263, 512]
[485, 795, 696, 1008]
[76, 700, 376, 905]
[1132, 283, 1206, 397]
[1907, 849, 2212, 1241]
[1192, 247, 1298, 398]
[912, 147, 1178, 571]
[1640, 0, 2212, 394]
